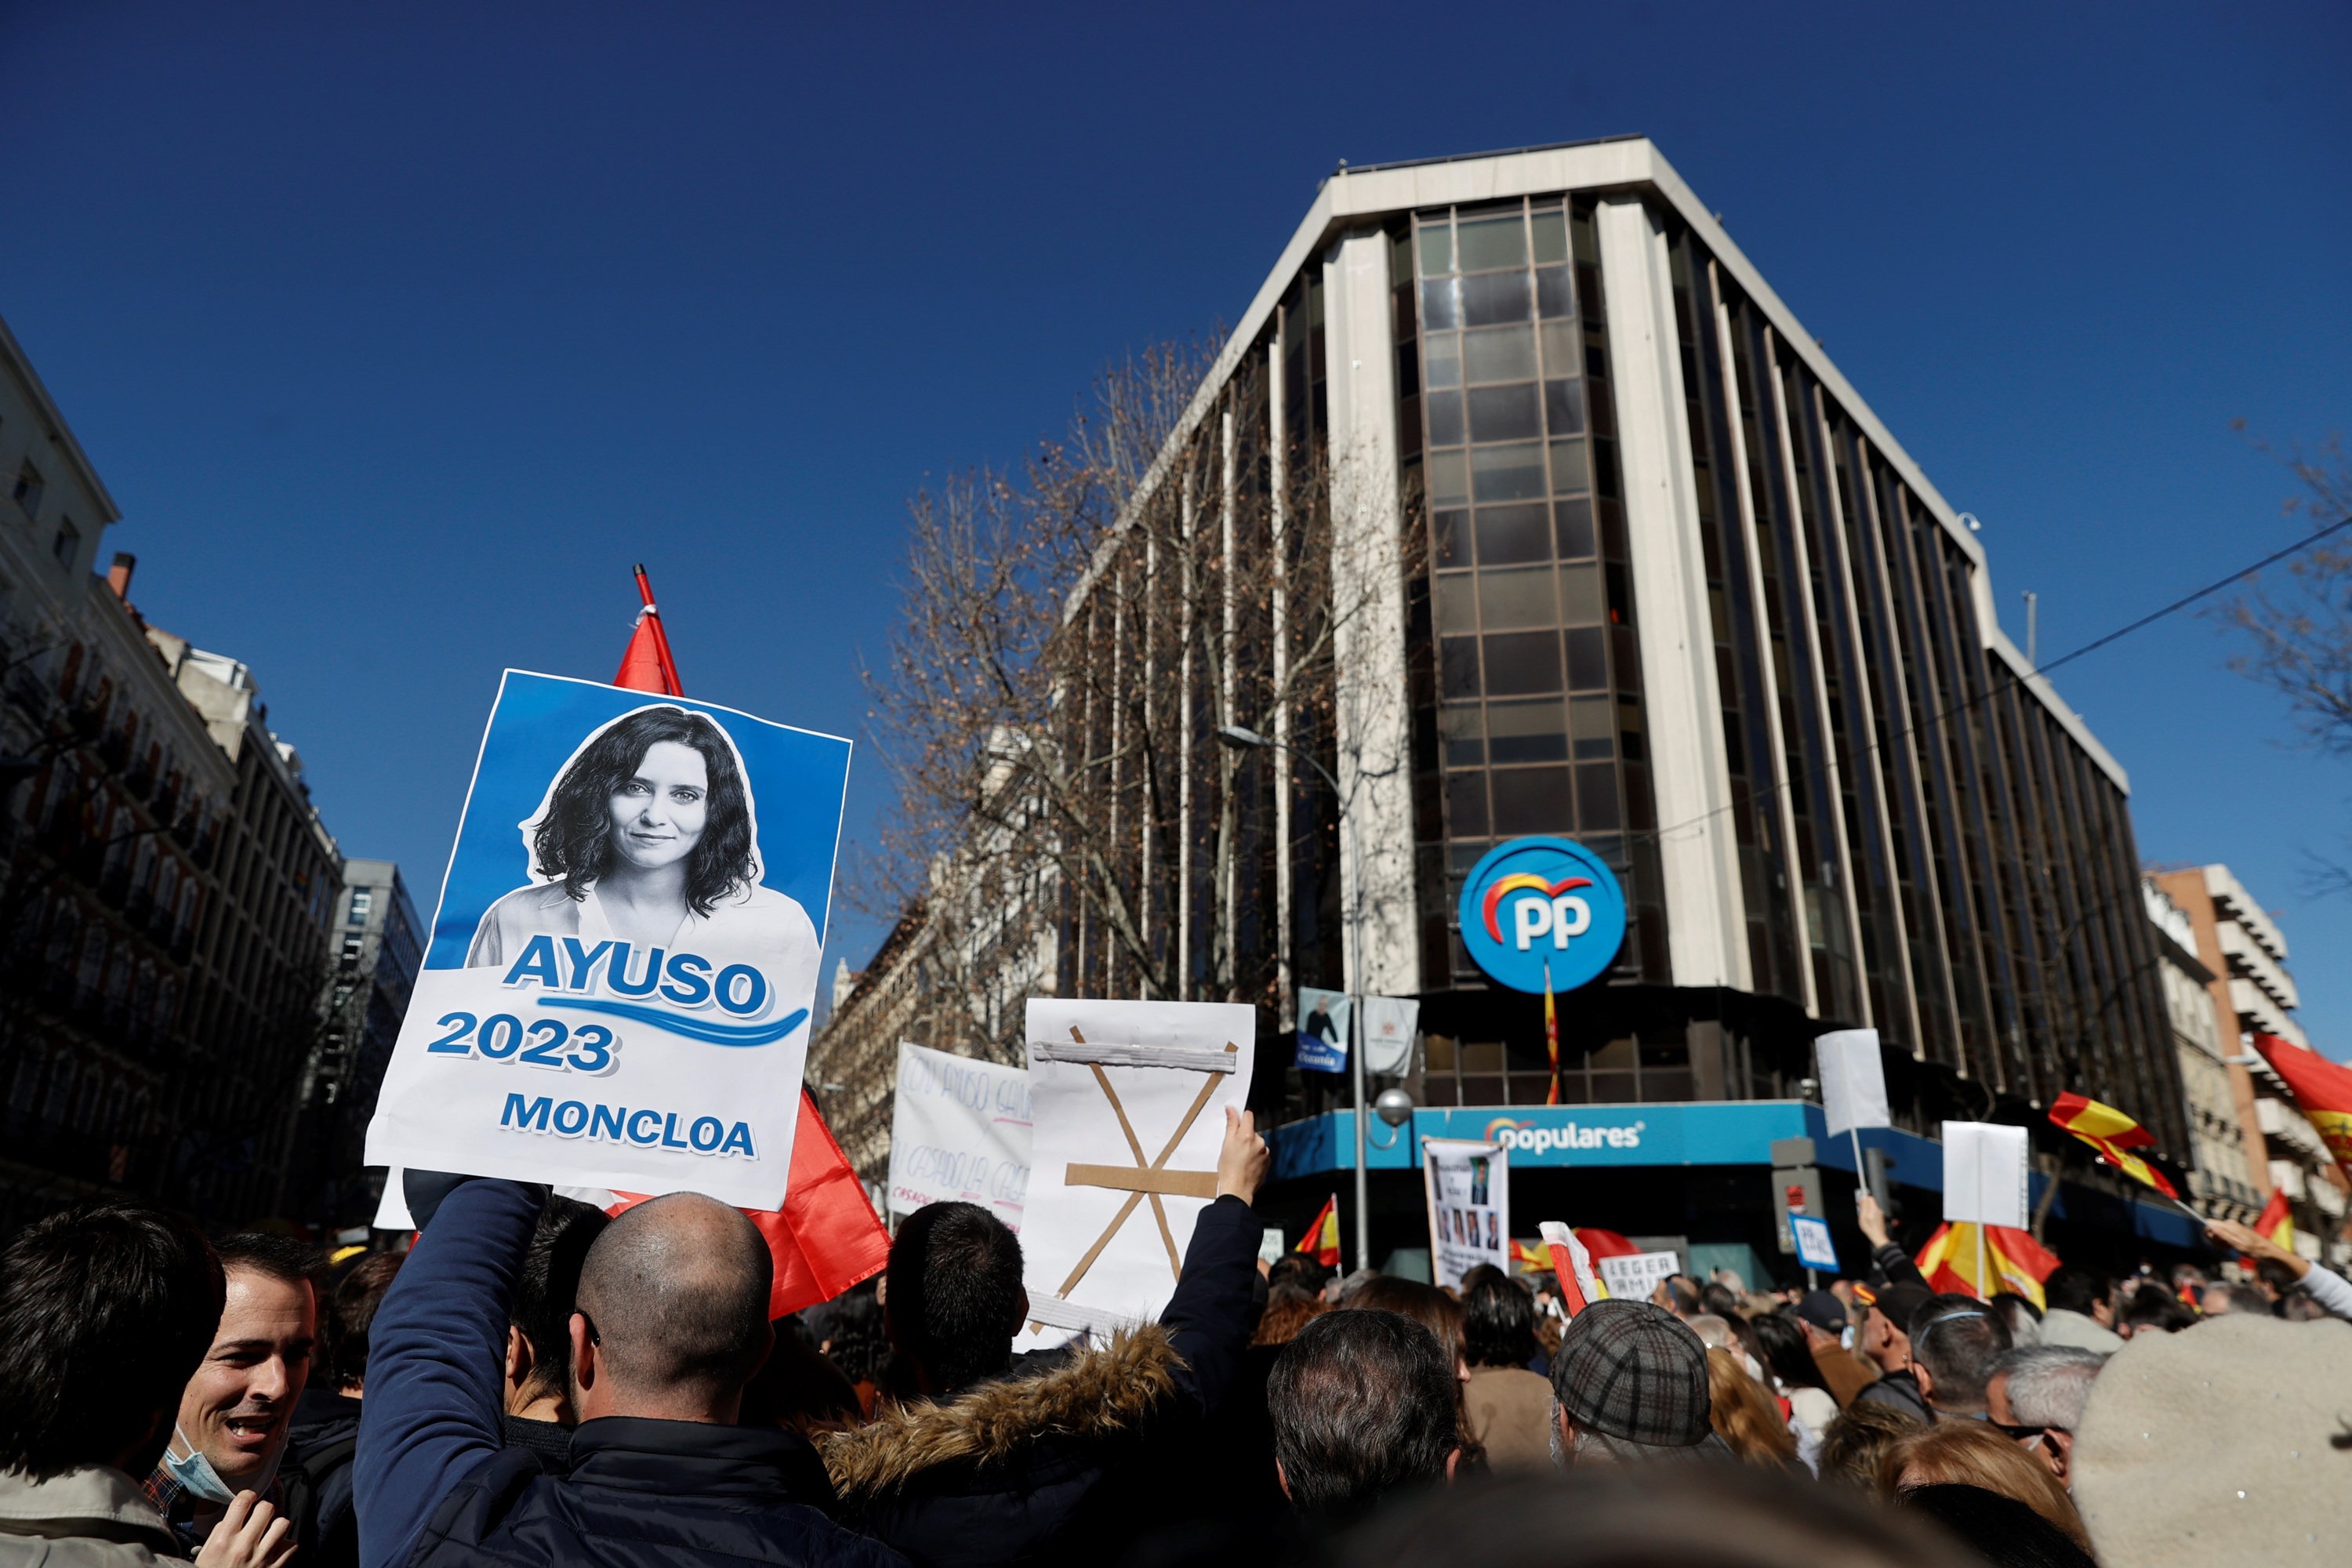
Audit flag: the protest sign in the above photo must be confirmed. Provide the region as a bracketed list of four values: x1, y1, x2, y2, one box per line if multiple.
[1815, 1029, 1889, 1138]
[1019, 997, 1257, 1338]
[1362, 994, 1419, 1076]
[1791, 1214, 1839, 1272]
[1295, 986, 1349, 1073]
[363, 671, 849, 1210]
[1943, 1120, 2031, 1228]
[1424, 1138, 1508, 1287]
[887, 1042, 1032, 1228]
[1595, 1248, 1679, 1301]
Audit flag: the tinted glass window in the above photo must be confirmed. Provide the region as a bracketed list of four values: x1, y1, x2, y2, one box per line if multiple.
[1472, 443, 1546, 503]
[1474, 503, 1551, 565]
[1530, 209, 1568, 266]
[1486, 700, 1568, 764]
[1440, 636, 1481, 698]
[1425, 332, 1461, 389]
[1432, 508, 1468, 568]
[1478, 567, 1557, 630]
[1559, 563, 1603, 624]
[1483, 630, 1562, 695]
[1535, 265, 1573, 319]
[1421, 278, 1461, 332]
[1457, 213, 1526, 271]
[1461, 270, 1531, 327]
[1427, 388, 1465, 448]
[1545, 379, 1584, 436]
[1468, 383, 1541, 443]
[1555, 497, 1596, 558]
[1464, 325, 1537, 384]
[1566, 626, 1608, 691]
[1491, 766, 1573, 833]
[1550, 438, 1590, 495]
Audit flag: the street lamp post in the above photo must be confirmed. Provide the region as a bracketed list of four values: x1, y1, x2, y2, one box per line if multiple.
[1215, 723, 1372, 1273]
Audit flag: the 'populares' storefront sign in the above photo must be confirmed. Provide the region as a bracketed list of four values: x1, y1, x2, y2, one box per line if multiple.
[1456, 836, 1626, 993]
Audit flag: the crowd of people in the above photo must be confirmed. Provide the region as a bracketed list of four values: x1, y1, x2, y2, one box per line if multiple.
[2, 1119, 2347, 1568]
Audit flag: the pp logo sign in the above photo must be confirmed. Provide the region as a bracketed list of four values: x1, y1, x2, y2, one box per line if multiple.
[1457, 837, 1626, 994]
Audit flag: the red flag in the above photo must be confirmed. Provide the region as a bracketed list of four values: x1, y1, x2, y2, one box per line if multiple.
[615, 563, 684, 695]
[2046, 1091, 2180, 1199]
[1296, 1194, 1342, 1268]
[608, 568, 887, 1316]
[1914, 1221, 2061, 1305]
[2251, 1033, 2352, 1176]
[1543, 960, 1560, 1107]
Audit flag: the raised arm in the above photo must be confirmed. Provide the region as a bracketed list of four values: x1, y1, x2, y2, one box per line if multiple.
[1157, 1106, 1271, 1416]
[357, 1176, 545, 1568]
[1857, 1192, 1933, 1292]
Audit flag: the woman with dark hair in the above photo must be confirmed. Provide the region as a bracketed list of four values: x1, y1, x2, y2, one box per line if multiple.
[466, 705, 816, 1006]
[1753, 1309, 1838, 1472]
[1459, 1265, 1552, 1468]
[1345, 1276, 1487, 1471]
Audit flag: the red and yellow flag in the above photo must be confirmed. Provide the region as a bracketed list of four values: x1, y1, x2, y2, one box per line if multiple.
[1915, 1221, 2061, 1307]
[2254, 1187, 2296, 1254]
[2048, 1092, 2179, 1199]
[1544, 960, 1561, 1106]
[1297, 1193, 1341, 1267]
[2252, 1034, 2352, 1176]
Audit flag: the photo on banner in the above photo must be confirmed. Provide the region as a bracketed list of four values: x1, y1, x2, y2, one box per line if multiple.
[1294, 985, 1350, 1074]
[363, 670, 851, 1210]
[1020, 997, 1256, 1339]
[1361, 995, 1419, 1076]
[1423, 1137, 1508, 1287]
[886, 1041, 1032, 1229]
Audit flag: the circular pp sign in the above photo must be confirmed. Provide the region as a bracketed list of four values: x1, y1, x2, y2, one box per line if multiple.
[1456, 836, 1626, 994]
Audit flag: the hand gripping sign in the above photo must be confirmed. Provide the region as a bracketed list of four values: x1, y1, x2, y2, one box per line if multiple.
[1018, 998, 1254, 1339]
[364, 672, 850, 1211]
[1455, 837, 1627, 994]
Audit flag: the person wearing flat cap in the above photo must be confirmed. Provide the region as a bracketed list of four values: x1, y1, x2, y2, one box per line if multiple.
[1547, 1300, 1733, 1464]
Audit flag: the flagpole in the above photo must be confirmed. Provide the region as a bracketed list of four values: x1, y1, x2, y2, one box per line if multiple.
[1973, 1224, 1987, 1301]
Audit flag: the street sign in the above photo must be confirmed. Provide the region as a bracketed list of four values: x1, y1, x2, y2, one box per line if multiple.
[1790, 1213, 1838, 1272]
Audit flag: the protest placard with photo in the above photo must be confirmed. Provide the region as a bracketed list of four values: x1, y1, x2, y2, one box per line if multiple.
[887, 1041, 1032, 1228]
[363, 670, 850, 1210]
[1424, 1137, 1508, 1287]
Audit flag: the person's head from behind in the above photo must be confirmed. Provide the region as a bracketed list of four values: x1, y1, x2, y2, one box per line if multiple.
[1650, 1274, 1701, 1318]
[1817, 1402, 1924, 1489]
[169, 1232, 321, 1492]
[1705, 1347, 1795, 1468]
[324, 1252, 404, 1397]
[509, 1195, 608, 1421]
[1253, 1284, 1328, 1348]
[1267, 1308, 1458, 1524]
[2042, 1265, 2113, 1327]
[1748, 1310, 1828, 1396]
[1347, 1276, 1468, 1380]
[1989, 1291, 2042, 1346]
[883, 1200, 1024, 1396]
[2198, 1279, 2272, 1318]
[1896, 1485, 2098, 1568]
[1267, 1254, 1330, 1298]
[0, 1203, 223, 1482]
[1985, 1345, 2103, 1488]
[1876, 1421, 2089, 1553]
[1548, 1299, 1714, 1464]
[1461, 1265, 1539, 1369]
[570, 1192, 772, 1422]
[2116, 1282, 2194, 1338]
[535, 706, 754, 911]
[1907, 1296, 2011, 1416]
[1698, 1280, 1744, 1321]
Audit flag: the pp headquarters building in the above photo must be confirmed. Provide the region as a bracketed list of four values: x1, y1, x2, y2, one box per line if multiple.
[824, 137, 2199, 1284]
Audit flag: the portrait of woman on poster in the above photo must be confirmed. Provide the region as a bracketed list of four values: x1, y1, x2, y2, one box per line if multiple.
[466, 704, 818, 1007]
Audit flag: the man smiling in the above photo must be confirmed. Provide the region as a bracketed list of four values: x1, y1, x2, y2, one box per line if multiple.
[145, 1235, 321, 1553]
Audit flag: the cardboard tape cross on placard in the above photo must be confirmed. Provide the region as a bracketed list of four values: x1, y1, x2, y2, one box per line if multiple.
[1036, 1024, 1237, 1298]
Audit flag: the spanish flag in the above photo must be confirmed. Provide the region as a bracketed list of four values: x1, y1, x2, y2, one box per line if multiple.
[1297, 1193, 1341, 1267]
[2251, 1033, 2352, 1176]
[2254, 1187, 2296, 1254]
[1915, 1221, 2062, 1307]
[2047, 1092, 2180, 1199]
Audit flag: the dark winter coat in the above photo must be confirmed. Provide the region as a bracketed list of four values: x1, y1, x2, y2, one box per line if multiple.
[819, 1196, 1264, 1568]
[284, 1388, 366, 1568]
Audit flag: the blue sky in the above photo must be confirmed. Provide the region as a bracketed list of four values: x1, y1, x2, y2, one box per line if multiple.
[3, 2, 2347, 1056]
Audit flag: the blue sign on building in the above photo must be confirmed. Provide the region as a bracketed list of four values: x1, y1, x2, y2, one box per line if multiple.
[1455, 837, 1626, 994]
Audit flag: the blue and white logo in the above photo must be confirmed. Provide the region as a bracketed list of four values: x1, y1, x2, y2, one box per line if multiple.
[1456, 836, 1626, 994]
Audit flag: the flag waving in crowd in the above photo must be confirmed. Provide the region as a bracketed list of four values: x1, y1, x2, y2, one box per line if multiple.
[2252, 1033, 2352, 1174]
[1296, 1192, 1341, 1267]
[1914, 1219, 2062, 1305]
[2047, 1091, 2180, 1198]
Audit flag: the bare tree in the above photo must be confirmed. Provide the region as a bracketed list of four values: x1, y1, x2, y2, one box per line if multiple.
[2220, 434, 2352, 891]
[851, 338, 1418, 1062]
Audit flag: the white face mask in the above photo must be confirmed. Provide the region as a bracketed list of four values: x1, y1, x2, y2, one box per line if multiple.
[162, 1425, 280, 1506]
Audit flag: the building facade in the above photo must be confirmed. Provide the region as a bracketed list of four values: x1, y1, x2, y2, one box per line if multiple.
[840, 138, 2198, 1274]
[2142, 877, 2263, 1221]
[2152, 863, 2347, 1261]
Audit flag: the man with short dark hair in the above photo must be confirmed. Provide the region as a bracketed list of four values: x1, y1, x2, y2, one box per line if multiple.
[1649, 1276, 1701, 1319]
[2037, 1265, 2124, 1352]
[147, 1233, 322, 1554]
[1905, 1296, 2011, 1420]
[358, 1178, 898, 1568]
[0, 1202, 292, 1568]
[1265, 1310, 1458, 1524]
[820, 1107, 1269, 1566]
[499, 1195, 607, 1465]
[1548, 1300, 1726, 1463]
[1984, 1344, 2103, 1489]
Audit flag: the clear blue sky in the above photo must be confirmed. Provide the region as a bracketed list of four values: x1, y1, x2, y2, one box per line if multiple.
[5, 2, 2347, 1056]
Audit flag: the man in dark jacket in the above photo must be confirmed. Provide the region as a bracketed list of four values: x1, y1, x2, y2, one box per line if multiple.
[819, 1107, 1270, 1568]
[284, 1252, 404, 1568]
[356, 1175, 901, 1568]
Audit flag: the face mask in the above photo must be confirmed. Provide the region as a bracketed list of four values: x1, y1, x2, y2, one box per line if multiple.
[162, 1425, 281, 1506]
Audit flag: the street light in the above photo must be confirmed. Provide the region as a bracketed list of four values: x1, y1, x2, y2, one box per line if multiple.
[1215, 721, 1373, 1273]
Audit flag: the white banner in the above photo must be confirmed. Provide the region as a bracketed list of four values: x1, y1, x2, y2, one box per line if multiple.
[1425, 1138, 1509, 1287]
[1019, 997, 1256, 1334]
[363, 672, 850, 1210]
[1943, 1120, 2031, 1228]
[1596, 1248, 1679, 1301]
[887, 1042, 1032, 1229]
[1815, 1029, 1890, 1138]
[1362, 995, 1419, 1076]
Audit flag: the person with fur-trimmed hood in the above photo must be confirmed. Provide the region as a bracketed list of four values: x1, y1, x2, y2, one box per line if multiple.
[821, 1108, 1271, 1568]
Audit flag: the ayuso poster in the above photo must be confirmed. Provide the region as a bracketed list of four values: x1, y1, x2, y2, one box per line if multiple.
[363, 671, 850, 1210]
